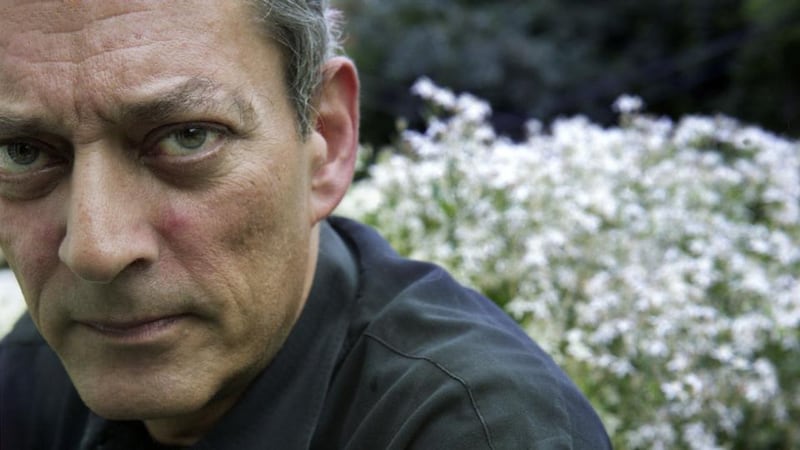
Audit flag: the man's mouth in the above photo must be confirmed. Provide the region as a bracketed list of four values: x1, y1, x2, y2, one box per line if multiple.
[81, 315, 187, 342]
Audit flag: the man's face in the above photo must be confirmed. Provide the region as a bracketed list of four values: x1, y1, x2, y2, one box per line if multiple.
[0, 0, 347, 441]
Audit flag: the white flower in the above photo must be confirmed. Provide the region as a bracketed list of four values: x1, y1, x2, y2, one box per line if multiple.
[613, 94, 645, 114]
[410, 77, 457, 109]
[339, 79, 800, 449]
[0, 270, 25, 337]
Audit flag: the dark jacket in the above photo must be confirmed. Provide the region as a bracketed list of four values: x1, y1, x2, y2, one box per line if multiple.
[0, 217, 611, 449]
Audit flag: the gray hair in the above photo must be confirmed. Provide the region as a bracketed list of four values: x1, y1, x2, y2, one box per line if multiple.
[248, 0, 344, 137]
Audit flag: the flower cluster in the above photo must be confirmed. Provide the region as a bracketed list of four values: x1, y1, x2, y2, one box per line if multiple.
[337, 78, 800, 449]
[0, 270, 24, 337]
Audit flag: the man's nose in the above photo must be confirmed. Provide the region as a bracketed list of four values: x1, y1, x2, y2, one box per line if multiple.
[58, 148, 159, 283]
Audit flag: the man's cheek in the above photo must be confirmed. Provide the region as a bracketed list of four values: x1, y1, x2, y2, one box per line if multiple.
[0, 218, 62, 298]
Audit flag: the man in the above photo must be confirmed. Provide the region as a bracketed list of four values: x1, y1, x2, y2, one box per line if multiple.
[0, 1, 611, 448]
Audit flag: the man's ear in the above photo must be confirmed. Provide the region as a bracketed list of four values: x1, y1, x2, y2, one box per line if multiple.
[309, 56, 359, 223]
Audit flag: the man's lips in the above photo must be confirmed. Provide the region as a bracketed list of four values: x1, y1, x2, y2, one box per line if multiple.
[80, 315, 187, 340]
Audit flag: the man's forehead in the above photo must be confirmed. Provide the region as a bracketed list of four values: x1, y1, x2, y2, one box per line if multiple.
[0, 1, 163, 33]
[0, 0, 277, 134]
[0, 0, 234, 18]
[0, 0, 229, 42]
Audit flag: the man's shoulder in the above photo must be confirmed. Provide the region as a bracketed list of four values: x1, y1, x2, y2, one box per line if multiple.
[1, 311, 45, 346]
[1, 314, 90, 450]
[327, 216, 569, 385]
[322, 217, 611, 449]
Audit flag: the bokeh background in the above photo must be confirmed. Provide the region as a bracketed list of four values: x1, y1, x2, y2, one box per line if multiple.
[338, 0, 798, 147]
[334, 1, 800, 449]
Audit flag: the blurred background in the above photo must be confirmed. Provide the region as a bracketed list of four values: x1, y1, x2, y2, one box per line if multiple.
[337, 0, 799, 146]
[334, 2, 800, 448]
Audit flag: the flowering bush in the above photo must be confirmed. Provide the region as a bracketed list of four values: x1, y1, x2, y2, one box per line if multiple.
[337, 79, 800, 449]
[0, 270, 24, 338]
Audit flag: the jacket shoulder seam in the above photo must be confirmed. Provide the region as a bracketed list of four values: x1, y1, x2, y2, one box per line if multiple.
[363, 331, 496, 450]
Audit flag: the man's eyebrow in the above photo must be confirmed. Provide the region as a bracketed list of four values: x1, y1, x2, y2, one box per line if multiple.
[116, 78, 258, 128]
[0, 79, 260, 138]
[0, 115, 50, 137]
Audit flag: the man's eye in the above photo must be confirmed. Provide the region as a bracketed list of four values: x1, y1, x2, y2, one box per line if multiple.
[0, 142, 53, 174]
[156, 126, 225, 157]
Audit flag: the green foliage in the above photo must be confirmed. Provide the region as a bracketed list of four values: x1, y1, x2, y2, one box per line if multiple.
[336, 0, 798, 144]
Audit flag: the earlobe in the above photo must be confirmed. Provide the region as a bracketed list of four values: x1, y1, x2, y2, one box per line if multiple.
[309, 57, 360, 223]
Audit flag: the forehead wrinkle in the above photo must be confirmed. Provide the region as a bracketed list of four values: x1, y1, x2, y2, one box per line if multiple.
[2, 1, 154, 36]
[1, 2, 154, 63]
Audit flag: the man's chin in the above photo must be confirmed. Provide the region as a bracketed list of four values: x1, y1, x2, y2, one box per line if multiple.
[78, 383, 203, 422]
[74, 371, 250, 446]
[65, 364, 209, 421]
